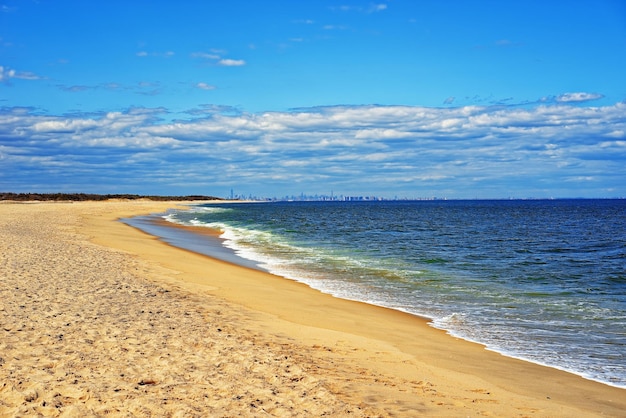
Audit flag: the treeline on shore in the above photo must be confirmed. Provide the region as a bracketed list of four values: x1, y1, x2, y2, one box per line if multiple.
[0, 192, 223, 202]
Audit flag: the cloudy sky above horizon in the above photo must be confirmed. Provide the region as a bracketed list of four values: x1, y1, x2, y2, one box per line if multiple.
[1, 0, 625, 199]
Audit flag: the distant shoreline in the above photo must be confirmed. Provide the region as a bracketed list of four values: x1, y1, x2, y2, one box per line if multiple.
[0, 192, 223, 202]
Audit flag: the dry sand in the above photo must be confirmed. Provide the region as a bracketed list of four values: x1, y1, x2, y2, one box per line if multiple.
[1, 200, 624, 417]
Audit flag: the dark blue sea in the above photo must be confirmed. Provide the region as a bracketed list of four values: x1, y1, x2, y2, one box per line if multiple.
[128, 199, 626, 388]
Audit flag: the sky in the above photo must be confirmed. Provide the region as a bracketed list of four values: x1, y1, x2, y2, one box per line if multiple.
[1, 0, 625, 199]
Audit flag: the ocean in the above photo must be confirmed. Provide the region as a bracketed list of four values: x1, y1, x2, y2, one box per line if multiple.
[125, 199, 626, 388]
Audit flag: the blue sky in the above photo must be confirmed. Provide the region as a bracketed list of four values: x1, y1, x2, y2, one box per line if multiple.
[1, 0, 625, 198]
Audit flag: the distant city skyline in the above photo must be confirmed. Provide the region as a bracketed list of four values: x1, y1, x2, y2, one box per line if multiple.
[223, 190, 626, 202]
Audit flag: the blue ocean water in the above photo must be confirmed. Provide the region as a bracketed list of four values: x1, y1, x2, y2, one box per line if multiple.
[145, 199, 625, 388]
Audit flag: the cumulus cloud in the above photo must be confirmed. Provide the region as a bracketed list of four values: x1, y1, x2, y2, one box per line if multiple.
[1, 102, 624, 197]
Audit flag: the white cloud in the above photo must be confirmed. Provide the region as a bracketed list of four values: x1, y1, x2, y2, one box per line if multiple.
[136, 51, 175, 58]
[32, 119, 100, 133]
[369, 3, 388, 13]
[555, 92, 604, 103]
[191, 52, 221, 60]
[218, 58, 246, 66]
[196, 82, 216, 90]
[192, 51, 246, 67]
[354, 128, 414, 139]
[0, 65, 42, 82]
[332, 3, 388, 13]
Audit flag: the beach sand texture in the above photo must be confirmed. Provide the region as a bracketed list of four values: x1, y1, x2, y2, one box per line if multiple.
[1, 201, 624, 417]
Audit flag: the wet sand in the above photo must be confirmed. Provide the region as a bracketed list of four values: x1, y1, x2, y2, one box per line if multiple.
[1, 200, 624, 417]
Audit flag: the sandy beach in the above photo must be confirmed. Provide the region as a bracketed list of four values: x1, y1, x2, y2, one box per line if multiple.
[1, 201, 624, 417]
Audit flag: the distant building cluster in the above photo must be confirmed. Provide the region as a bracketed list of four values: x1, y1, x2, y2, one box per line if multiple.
[226, 190, 449, 202]
[227, 190, 387, 202]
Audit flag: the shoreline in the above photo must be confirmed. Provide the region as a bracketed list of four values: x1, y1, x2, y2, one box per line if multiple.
[138, 205, 626, 390]
[2, 201, 624, 416]
[121, 214, 268, 272]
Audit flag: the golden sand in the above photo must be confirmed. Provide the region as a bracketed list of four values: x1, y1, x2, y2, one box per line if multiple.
[1, 201, 624, 417]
